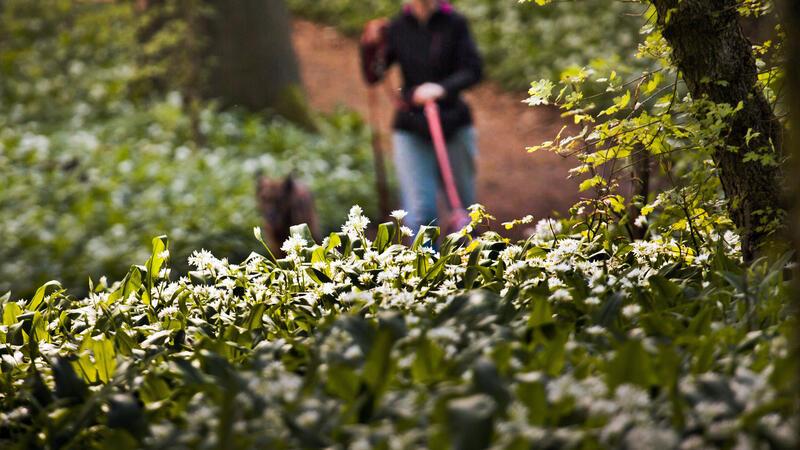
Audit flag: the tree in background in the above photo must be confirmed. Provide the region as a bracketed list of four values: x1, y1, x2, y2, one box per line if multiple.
[526, 0, 786, 263]
[650, 0, 784, 261]
[205, 0, 312, 126]
[137, 0, 313, 129]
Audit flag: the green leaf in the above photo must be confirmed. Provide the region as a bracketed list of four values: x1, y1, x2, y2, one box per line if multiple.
[3, 302, 22, 327]
[326, 364, 360, 400]
[528, 299, 555, 328]
[687, 307, 712, 336]
[306, 267, 332, 284]
[73, 335, 98, 383]
[543, 332, 567, 376]
[578, 175, 606, 192]
[290, 223, 316, 246]
[607, 340, 658, 389]
[419, 254, 454, 287]
[362, 326, 395, 393]
[648, 275, 681, 306]
[243, 303, 267, 330]
[412, 226, 440, 251]
[464, 243, 485, 290]
[362, 315, 405, 394]
[140, 374, 171, 405]
[324, 232, 342, 253]
[516, 376, 547, 425]
[27, 280, 61, 311]
[107, 266, 144, 305]
[411, 337, 445, 383]
[598, 90, 631, 116]
[90, 336, 116, 383]
[31, 311, 48, 342]
[693, 337, 716, 373]
[374, 222, 395, 253]
[605, 195, 627, 214]
[143, 235, 168, 306]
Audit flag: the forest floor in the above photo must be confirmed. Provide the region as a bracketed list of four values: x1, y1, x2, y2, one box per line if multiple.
[292, 19, 582, 237]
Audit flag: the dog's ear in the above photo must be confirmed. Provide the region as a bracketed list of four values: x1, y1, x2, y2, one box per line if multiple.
[282, 175, 295, 194]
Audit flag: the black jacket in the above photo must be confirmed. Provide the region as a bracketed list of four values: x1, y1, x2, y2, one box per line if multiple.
[360, 3, 483, 139]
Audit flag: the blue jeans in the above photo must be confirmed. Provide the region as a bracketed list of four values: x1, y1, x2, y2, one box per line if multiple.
[392, 126, 478, 233]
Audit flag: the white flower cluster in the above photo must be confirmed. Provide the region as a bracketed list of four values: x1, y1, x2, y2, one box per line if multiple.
[342, 205, 371, 240]
[8, 200, 792, 449]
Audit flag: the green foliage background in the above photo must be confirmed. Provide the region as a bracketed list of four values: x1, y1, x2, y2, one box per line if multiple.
[0, 1, 796, 448]
[286, 0, 644, 91]
[0, 1, 378, 297]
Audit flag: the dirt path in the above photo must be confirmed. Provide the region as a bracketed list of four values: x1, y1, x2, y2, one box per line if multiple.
[292, 19, 581, 236]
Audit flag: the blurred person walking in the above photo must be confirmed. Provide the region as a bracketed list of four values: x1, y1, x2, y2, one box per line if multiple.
[360, 0, 483, 234]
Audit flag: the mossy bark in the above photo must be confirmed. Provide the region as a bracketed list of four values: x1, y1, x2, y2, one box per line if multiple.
[651, 0, 784, 262]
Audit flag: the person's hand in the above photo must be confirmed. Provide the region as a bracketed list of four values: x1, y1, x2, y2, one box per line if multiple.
[412, 82, 445, 105]
[361, 18, 389, 46]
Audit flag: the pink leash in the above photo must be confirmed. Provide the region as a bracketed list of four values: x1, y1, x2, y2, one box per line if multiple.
[424, 101, 471, 232]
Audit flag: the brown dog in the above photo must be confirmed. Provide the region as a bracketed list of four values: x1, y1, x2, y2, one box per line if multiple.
[255, 174, 319, 255]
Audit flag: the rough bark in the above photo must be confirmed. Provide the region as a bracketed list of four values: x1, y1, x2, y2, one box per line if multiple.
[781, 0, 800, 406]
[651, 0, 784, 261]
[204, 0, 313, 126]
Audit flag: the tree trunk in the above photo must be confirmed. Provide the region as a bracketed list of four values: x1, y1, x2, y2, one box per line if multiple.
[780, 0, 800, 399]
[204, 0, 313, 126]
[651, 0, 783, 262]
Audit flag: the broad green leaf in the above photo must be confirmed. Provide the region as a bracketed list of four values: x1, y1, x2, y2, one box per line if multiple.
[27, 280, 61, 311]
[326, 364, 360, 400]
[528, 299, 554, 328]
[374, 222, 395, 253]
[73, 335, 98, 383]
[419, 254, 454, 287]
[31, 311, 48, 343]
[578, 175, 605, 192]
[693, 337, 716, 373]
[91, 336, 116, 383]
[463, 242, 485, 289]
[143, 235, 168, 306]
[3, 302, 22, 327]
[412, 226, 440, 251]
[362, 315, 404, 394]
[244, 303, 267, 330]
[524, 79, 554, 106]
[411, 337, 445, 383]
[543, 333, 567, 376]
[516, 376, 547, 425]
[599, 90, 631, 116]
[324, 232, 342, 253]
[290, 223, 316, 245]
[607, 340, 658, 389]
[605, 195, 626, 214]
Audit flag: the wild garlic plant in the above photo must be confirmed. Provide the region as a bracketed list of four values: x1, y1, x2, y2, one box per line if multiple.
[1, 206, 795, 449]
